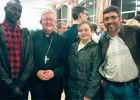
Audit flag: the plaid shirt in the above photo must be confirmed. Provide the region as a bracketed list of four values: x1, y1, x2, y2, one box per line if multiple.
[2, 22, 21, 79]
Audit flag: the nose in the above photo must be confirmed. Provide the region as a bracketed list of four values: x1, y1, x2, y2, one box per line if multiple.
[13, 9, 21, 15]
[15, 11, 20, 15]
[107, 18, 114, 22]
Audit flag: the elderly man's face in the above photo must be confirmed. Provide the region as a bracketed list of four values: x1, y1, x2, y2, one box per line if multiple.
[5, 1, 22, 23]
[41, 13, 56, 34]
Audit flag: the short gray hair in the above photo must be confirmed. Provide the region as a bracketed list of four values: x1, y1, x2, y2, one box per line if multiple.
[40, 9, 57, 20]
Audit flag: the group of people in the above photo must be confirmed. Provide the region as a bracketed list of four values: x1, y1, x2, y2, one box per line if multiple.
[0, 0, 139, 100]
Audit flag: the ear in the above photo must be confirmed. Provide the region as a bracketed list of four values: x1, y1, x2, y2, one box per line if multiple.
[120, 17, 123, 22]
[4, 7, 6, 12]
[78, 13, 82, 18]
[40, 20, 42, 24]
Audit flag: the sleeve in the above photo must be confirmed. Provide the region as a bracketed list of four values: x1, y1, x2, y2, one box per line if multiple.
[0, 28, 16, 91]
[0, 62, 16, 90]
[18, 28, 34, 88]
[136, 28, 140, 80]
[84, 46, 102, 98]
[53, 38, 69, 80]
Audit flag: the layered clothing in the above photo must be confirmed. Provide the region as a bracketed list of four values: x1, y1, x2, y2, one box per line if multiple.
[99, 25, 140, 80]
[66, 40, 102, 99]
[30, 30, 68, 99]
[63, 24, 78, 49]
[0, 24, 34, 99]
[99, 25, 140, 100]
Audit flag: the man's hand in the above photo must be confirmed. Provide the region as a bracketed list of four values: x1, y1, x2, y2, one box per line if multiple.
[37, 70, 48, 80]
[44, 70, 54, 80]
[83, 96, 90, 100]
[37, 70, 54, 80]
[9, 87, 23, 97]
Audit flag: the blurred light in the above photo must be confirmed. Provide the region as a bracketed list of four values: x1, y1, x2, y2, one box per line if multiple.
[89, 2, 93, 5]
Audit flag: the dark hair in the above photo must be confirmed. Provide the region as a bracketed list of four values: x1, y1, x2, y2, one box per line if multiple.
[6, 0, 21, 7]
[91, 23, 97, 33]
[134, 14, 140, 23]
[57, 21, 66, 28]
[78, 22, 93, 32]
[103, 5, 121, 16]
[72, 5, 87, 20]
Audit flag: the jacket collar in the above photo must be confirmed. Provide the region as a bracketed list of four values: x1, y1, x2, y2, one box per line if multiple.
[72, 40, 96, 52]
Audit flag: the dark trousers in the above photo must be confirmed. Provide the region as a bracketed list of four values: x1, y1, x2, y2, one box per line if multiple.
[0, 82, 29, 100]
[102, 78, 139, 100]
[30, 79, 62, 100]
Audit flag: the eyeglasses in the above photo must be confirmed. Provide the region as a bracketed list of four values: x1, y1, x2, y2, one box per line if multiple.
[81, 12, 88, 16]
[104, 16, 119, 21]
[42, 19, 56, 22]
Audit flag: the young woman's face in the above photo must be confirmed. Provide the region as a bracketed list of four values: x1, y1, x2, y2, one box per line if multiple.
[78, 23, 92, 42]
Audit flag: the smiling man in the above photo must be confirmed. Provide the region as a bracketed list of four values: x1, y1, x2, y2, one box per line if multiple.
[30, 9, 68, 100]
[0, 0, 34, 100]
[99, 5, 140, 100]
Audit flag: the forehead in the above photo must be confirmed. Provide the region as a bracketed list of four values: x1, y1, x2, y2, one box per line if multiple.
[104, 12, 118, 17]
[99, 23, 104, 25]
[41, 12, 56, 19]
[79, 23, 90, 28]
[82, 10, 87, 12]
[6, 1, 22, 9]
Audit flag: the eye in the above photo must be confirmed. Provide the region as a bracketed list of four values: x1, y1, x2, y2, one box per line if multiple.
[78, 29, 82, 32]
[104, 16, 119, 21]
[10, 7, 22, 13]
[78, 28, 89, 32]
[84, 28, 89, 32]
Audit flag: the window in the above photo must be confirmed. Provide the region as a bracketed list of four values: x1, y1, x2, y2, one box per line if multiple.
[122, 12, 135, 19]
[111, 0, 137, 20]
[122, 0, 136, 11]
[57, 5, 68, 23]
[80, 0, 96, 23]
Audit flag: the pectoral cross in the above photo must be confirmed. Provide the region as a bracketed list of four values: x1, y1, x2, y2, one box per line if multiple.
[44, 56, 49, 64]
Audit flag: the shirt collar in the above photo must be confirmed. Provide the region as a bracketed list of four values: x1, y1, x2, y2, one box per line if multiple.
[2, 21, 20, 32]
[107, 29, 120, 40]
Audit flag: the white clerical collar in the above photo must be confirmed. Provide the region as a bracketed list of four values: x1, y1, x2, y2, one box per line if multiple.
[45, 34, 49, 37]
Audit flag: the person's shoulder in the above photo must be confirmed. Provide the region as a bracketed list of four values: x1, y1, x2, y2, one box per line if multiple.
[55, 32, 67, 41]
[63, 24, 78, 36]
[98, 32, 107, 42]
[0, 24, 3, 35]
[121, 25, 140, 33]
[88, 40, 99, 49]
[21, 27, 31, 38]
[31, 29, 42, 36]
[0, 23, 3, 31]
[21, 27, 30, 32]
[0, 23, 2, 27]
[63, 27, 71, 36]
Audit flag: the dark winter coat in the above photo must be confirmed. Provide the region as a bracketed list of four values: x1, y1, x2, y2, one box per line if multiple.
[66, 40, 102, 99]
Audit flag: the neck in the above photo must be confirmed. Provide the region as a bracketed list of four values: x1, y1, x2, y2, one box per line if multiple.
[5, 19, 17, 28]
[108, 32, 117, 37]
[73, 20, 80, 24]
[44, 30, 53, 35]
[108, 29, 119, 37]
[80, 39, 91, 45]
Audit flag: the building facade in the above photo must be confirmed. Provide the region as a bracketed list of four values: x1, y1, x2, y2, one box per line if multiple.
[57, 0, 140, 25]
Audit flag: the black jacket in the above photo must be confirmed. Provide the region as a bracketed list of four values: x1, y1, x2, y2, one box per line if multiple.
[67, 41, 102, 99]
[99, 25, 140, 79]
[0, 26, 34, 91]
[31, 30, 68, 93]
